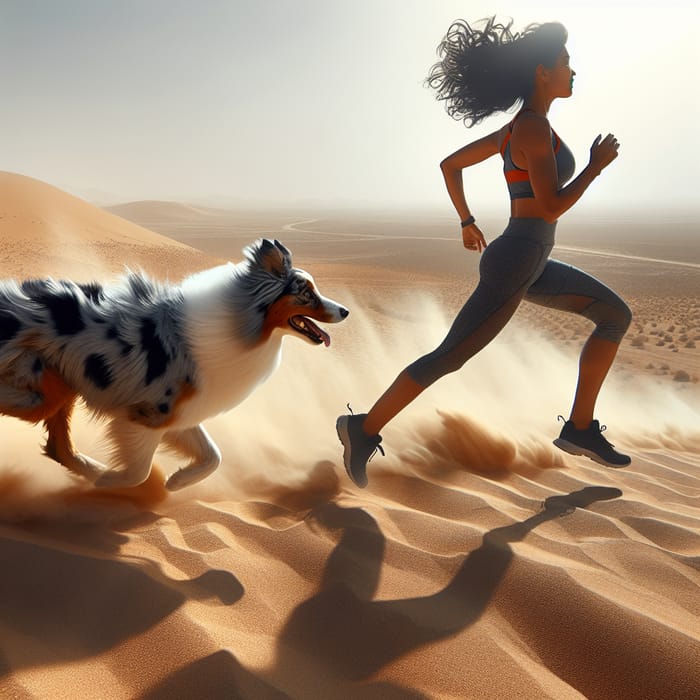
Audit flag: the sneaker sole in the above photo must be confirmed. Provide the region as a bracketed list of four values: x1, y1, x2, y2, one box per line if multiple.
[335, 416, 368, 488]
[553, 438, 631, 469]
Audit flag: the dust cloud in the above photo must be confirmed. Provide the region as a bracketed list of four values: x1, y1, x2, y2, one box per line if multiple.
[0, 290, 698, 516]
[199, 290, 700, 498]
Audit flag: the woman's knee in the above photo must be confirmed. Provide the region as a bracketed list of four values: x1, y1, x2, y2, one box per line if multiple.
[590, 298, 632, 343]
[407, 350, 465, 387]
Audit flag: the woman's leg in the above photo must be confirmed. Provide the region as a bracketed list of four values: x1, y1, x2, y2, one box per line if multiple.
[362, 233, 553, 435]
[568, 324, 621, 429]
[525, 259, 632, 424]
[362, 287, 527, 435]
[525, 259, 632, 466]
[338, 232, 552, 486]
[361, 371, 423, 436]
[338, 286, 529, 487]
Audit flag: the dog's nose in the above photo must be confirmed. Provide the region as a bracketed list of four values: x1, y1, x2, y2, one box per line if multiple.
[340, 307, 349, 318]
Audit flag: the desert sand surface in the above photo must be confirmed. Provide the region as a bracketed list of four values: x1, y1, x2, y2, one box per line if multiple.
[0, 173, 698, 699]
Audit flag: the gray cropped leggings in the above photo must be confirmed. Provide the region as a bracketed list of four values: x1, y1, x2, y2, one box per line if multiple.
[407, 217, 632, 388]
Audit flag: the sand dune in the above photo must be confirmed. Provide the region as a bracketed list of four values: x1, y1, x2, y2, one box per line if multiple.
[0, 172, 216, 280]
[0, 175, 699, 699]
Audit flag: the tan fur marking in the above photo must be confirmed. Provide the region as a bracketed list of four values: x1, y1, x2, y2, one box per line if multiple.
[259, 297, 298, 343]
[160, 381, 198, 428]
[43, 401, 78, 466]
[128, 381, 198, 428]
[3, 367, 76, 424]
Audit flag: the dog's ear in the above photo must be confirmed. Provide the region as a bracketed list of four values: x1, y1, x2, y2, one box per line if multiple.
[244, 239, 292, 278]
[273, 240, 292, 269]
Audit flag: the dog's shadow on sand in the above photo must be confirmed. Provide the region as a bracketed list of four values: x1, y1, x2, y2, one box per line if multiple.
[0, 469, 244, 683]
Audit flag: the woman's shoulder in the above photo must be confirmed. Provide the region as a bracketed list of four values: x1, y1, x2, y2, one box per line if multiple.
[511, 111, 552, 143]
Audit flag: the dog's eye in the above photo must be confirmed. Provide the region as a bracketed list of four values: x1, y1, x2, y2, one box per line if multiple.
[299, 288, 313, 302]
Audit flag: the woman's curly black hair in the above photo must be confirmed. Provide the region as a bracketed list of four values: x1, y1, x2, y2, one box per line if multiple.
[426, 17, 568, 127]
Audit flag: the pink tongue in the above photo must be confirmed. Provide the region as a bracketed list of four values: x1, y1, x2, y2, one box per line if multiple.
[302, 317, 330, 347]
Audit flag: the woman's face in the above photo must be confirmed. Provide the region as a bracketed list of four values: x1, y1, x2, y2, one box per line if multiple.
[547, 47, 576, 98]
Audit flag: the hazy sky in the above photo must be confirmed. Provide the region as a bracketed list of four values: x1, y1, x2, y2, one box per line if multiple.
[1, 0, 697, 213]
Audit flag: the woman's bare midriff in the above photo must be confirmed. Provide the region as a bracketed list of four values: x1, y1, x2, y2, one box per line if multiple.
[511, 198, 553, 221]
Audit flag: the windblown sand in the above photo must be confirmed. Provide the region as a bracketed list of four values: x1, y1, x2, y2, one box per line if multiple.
[1, 173, 698, 699]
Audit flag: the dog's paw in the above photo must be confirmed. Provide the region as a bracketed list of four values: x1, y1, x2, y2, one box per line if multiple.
[166, 468, 210, 491]
[58, 454, 109, 483]
[94, 468, 151, 489]
[94, 470, 128, 488]
[165, 470, 192, 491]
[75, 454, 110, 482]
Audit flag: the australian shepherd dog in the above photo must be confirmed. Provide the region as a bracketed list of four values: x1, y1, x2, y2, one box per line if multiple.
[0, 239, 348, 491]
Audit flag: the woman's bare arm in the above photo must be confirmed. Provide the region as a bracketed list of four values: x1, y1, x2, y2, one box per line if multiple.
[516, 114, 619, 222]
[440, 125, 509, 251]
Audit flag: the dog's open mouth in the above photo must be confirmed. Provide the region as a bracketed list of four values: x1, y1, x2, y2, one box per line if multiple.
[289, 316, 331, 346]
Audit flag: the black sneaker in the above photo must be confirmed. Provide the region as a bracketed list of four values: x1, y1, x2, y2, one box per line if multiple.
[336, 410, 384, 488]
[553, 416, 631, 468]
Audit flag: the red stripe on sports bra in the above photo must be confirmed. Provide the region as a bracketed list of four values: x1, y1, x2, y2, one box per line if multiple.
[504, 170, 531, 183]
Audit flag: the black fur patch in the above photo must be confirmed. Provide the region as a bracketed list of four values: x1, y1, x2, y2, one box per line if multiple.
[78, 282, 104, 304]
[106, 325, 133, 356]
[140, 318, 169, 385]
[0, 310, 21, 343]
[84, 353, 113, 389]
[20, 279, 51, 296]
[22, 280, 86, 335]
[129, 275, 155, 303]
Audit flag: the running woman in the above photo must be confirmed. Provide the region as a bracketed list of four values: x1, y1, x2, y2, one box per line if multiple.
[337, 18, 632, 487]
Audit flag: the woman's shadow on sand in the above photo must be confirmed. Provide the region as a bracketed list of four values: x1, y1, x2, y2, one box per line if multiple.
[273, 485, 623, 681]
[141, 484, 622, 699]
